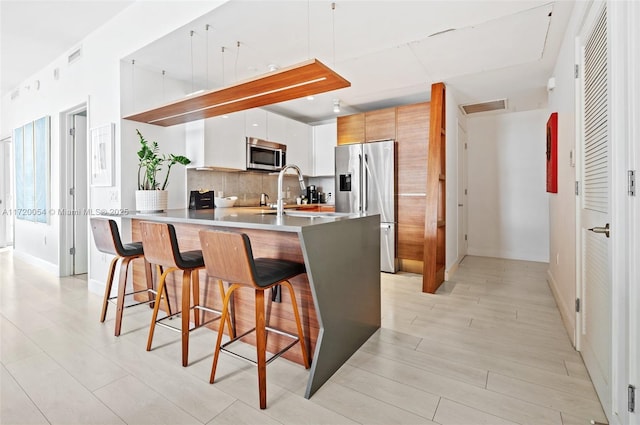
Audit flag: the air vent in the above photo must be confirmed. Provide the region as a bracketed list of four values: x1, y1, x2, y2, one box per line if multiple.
[68, 47, 82, 64]
[460, 99, 508, 115]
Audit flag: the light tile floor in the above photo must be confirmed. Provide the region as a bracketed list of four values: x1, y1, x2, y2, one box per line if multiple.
[0, 250, 606, 424]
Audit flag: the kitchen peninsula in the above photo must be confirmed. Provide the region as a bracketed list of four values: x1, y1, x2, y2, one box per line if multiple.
[123, 208, 381, 398]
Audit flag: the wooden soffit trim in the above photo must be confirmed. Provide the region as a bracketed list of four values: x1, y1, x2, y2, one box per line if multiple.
[123, 59, 350, 127]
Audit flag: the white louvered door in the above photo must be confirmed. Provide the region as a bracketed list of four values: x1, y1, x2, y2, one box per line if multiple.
[578, 2, 611, 417]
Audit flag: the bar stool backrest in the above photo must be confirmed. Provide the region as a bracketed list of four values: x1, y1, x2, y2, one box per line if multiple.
[199, 230, 257, 287]
[139, 221, 181, 269]
[91, 217, 126, 257]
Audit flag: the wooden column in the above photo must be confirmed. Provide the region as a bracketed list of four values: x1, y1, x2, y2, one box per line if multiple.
[422, 82, 446, 293]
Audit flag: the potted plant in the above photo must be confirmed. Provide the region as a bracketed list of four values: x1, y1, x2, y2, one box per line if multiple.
[135, 129, 191, 212]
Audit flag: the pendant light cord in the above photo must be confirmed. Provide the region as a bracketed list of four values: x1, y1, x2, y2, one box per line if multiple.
[131, 59, 135, 111]
[205, 25, 210, 89]
[307, 0, 311, 59]
[235, 41, 240, 82]
[190, 30, 195, 93]
[332, 2, 336, 66]
[221, 46, 226, 86]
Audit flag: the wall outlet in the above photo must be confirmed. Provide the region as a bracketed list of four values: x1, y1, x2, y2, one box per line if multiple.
[109, 190, 118, 202]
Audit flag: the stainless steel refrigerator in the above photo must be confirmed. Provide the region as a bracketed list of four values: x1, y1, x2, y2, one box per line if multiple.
[335, 140, 397, 273]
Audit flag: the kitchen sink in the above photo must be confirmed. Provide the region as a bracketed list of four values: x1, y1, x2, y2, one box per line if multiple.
[261, 210, 352, 219]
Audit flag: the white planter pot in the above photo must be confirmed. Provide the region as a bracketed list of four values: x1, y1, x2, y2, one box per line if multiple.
[135, 190, 168, 213]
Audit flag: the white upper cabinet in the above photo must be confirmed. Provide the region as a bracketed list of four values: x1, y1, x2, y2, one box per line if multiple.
[186, 112, 246, 171]
[312, 122, 337, 176]
[266, 112, 287, 142]
[286, 119, 311, 175]
[245, 108, 267, 139]
[186, 108, 311, 172]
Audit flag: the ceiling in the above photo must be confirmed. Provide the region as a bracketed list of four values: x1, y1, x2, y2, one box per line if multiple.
[2, 1, 574, 125]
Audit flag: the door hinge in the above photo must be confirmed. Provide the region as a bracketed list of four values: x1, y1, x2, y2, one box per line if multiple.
[575, 298, 581, 312]
[574, 64, 579, 79]
[629, 170, 636, 196]
[630, 385, 636, 413]
[69, 247, 76, 256]
[464, 189, 468, 195]
[464, 234, 468, 241]
[464, 143, 468, 150]
[69, 128, 75, 137]
[575, 181, 580, 196]
[69, 187, 75, 196]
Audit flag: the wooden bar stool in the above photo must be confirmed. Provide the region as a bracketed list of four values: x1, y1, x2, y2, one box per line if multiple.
[90, 217, 168, 336]
[140, 221, 232, 367]
[198, 229, 310, 409]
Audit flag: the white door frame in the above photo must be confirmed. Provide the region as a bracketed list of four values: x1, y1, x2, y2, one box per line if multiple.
[0, 137, 11, 247]
[457, 120, 468, 262]
[59, 103, 88, 276]
[609, 1, 637, 423]
[575, 1, 636, 423]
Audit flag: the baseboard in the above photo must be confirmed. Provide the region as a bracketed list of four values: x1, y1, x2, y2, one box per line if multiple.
[547, 269, 577, 347]
[88, 278, 105, 296]
[467, 247, 549, 263]
[445, 260, 460, 281]
[398, 259, 423, 274]
[12, 249, 59, 276]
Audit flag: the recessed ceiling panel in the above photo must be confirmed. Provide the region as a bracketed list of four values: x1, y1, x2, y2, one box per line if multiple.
[409, 3, 553, 81]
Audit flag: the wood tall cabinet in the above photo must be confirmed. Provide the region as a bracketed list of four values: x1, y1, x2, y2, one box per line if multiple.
[336, 100, 437, 279]
[396, 103, 430, 272]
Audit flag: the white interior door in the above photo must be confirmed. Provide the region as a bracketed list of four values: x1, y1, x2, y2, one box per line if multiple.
[73, 114, 88, 274]
[457, 123, 468, 259]
[577, 2, 612, 418]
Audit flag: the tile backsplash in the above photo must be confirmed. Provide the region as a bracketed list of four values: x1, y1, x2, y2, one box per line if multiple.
[187, 169, 334, 207]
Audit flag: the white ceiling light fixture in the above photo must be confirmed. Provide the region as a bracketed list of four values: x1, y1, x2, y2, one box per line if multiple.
[333, 98, 340, 113]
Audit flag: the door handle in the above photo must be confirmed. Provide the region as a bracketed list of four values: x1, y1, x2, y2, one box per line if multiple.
[588, 223, 610, 238]
[458, 203, 463, 207]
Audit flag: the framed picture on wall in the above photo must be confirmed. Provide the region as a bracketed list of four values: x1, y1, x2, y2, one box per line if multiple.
[546, 112, 558, 193]
[91, 123, 114, 187]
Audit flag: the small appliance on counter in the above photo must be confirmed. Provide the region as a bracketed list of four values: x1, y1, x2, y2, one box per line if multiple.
[306, 185, 319, 204]
[189, 190, 215, 209]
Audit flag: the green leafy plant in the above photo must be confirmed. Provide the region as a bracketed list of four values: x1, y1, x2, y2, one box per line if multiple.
[136, 129, 191, 190]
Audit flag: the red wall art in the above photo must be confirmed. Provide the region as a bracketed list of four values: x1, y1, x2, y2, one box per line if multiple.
[546, 112, 558, 193]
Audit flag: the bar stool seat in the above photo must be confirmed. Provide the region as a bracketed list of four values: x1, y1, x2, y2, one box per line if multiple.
[141, 221, 232, 367]
[90, 217, 166, 336]
[199, 229, 310, 409]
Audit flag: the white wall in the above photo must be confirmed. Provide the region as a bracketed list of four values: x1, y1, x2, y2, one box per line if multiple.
[545, 1, 588, 345]
[0, 1, 227, 279]
[467, 109, 550, 262]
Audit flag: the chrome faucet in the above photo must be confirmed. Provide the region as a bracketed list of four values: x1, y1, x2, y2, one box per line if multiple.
[277, 164, 306, 217]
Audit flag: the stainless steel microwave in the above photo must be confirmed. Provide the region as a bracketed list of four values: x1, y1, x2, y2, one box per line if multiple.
[246, 137, 286, 171]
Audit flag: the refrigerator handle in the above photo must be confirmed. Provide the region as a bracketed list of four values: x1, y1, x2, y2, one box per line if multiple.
[358, 153, 363, 211]
[363, 153, 369, 212]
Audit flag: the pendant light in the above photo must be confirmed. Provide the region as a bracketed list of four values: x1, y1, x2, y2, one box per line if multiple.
[123, 4, 350, 127]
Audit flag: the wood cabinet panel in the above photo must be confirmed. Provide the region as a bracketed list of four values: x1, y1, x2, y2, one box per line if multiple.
[365, 108, 396, 142]
[337, 113, 364, 145]
[397, 195, 426, 261]
[396, 102, 430, 195]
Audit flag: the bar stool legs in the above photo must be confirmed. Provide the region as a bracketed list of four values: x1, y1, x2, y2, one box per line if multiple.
[210, 279, 310, 409]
